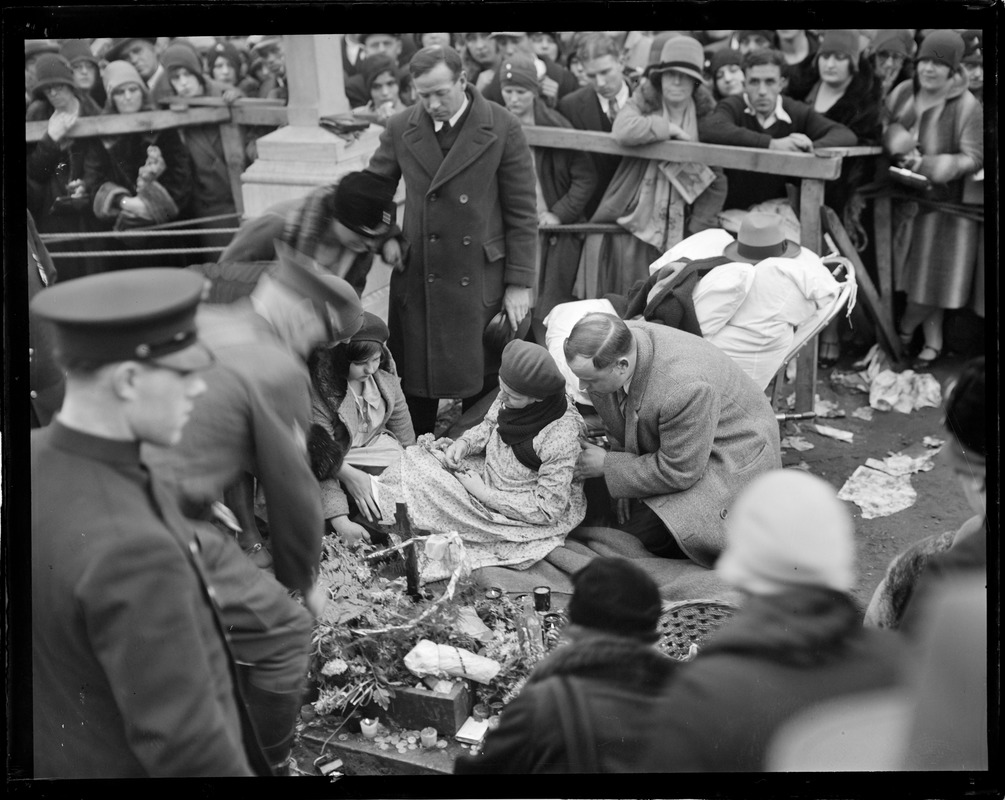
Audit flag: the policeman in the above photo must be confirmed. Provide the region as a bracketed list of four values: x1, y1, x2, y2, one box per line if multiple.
[141, 242, 363, 774]
[30, 269, 267, 777]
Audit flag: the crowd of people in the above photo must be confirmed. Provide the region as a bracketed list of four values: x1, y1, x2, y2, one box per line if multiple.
[23, 29, 989, 779]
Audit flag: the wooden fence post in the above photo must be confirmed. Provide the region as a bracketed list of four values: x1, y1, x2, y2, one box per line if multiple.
[796, 178, 826, 414]
[218, 121, 246, 217]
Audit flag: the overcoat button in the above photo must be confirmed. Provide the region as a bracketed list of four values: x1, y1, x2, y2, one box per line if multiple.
[460, 277, 470, 286]
[459, 194, 469, 204]
[28, 347, 34, 356]
[719, 508, 728, 519]
[429, 193, 437, 202]
[427, 274, 436, 283]
[462, 236, 472, 245]
[30, 390, 38, 399]
[429, 234, 439, 242]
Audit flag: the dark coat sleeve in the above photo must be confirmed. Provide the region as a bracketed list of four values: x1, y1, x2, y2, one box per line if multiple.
[795, 100, 858, 147]
[454, 689, 547, 774]
[82, 531, 253, 775]
[496, 117, 540, 287]
[699, 97, 773, 148]
[544, 146, 598, 223]
[149, 127, 194, 216]
[247, 376, 324, 593]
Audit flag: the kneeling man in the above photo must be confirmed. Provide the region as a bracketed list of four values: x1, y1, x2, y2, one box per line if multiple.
[567, 313, 780, 566]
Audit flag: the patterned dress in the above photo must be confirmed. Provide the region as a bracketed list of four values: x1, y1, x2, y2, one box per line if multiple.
[376, 395, 587, 581]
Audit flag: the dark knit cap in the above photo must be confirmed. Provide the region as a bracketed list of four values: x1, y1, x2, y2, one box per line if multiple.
[209, 40, 243, 74]
[360, 53, 399, 92]
[31, 54, 76, 97]
[60, 39, 99, 67]
[917, 29, 964, 72]
[871, 29, 914, 58]
[499, 52, 540, 93]
[709, 46, 743, 76]
[162, 43, 205, 82]
[350, 311, 389, 344]
[568, 557, 662, 642]
[499, 339, 565, 399]
[961, 30, 982, 65]
[333, 171, 397, 237]
[818, 29, 861, 62]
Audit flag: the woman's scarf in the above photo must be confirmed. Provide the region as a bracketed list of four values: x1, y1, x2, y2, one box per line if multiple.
[496, 391, 568, 471]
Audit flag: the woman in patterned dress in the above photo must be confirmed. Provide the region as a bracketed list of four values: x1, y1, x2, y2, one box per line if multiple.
[376, 340, 587, 582]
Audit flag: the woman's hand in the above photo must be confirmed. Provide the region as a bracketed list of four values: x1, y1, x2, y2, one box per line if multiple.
[329, 515, 371, 546]
[442, 438, 470, 470]
[47, 109, 79, 143]
[381, 237, 404, 272]
[455, 468, 488, 500]
[143, 145, 166, 180]
[338, 464, 381, 522]
[119, 196, 153, 220]
[538, 210, 561, 226]
[221, 87, 244, 105]
[666, 122, 692, 141]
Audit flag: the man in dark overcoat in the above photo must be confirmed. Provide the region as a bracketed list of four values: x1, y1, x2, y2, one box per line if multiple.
[27, 209, 64, 427]
[366, 44, 538, 434]
[30, 269, 267, 777]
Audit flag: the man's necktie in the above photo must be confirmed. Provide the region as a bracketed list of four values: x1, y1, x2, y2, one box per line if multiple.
[607, 97, 620, 124]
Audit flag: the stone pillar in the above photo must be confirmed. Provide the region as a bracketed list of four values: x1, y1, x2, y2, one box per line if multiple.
[240, 34, 384, 216]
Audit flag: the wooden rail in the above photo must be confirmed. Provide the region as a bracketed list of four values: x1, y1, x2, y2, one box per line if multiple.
[524, 125, 883, 412]
[26, 105, 885, 413]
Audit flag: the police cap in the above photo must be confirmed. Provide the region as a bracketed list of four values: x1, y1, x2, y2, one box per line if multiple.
[30, 268, 214, 371]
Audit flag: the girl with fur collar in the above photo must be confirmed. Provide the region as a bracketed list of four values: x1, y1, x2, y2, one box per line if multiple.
[307, 313, 416, 544]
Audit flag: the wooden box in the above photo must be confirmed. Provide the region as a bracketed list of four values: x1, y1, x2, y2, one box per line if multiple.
[387, 680, 471, 736]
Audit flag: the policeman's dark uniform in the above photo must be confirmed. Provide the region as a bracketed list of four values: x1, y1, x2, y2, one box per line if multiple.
[141, 243, 365, 770]
[30, 270, 268, 777]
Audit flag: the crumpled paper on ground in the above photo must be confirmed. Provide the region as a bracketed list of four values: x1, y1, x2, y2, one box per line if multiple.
[830, 345, 942, 413]
[852, 406, 875, 421]
[781, 435, 815, 452]
[865, 449, 939, 477]
[404, 639, 501, 685]
[837, 466, 917, 519]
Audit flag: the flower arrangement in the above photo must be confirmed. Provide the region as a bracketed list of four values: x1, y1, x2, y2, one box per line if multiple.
[309, 535, 559, 720]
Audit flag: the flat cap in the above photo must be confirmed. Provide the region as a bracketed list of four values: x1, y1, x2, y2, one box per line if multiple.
[271, 240, 364, 341]
[30, 268, 214, 370]
[104, 37, 157, 62]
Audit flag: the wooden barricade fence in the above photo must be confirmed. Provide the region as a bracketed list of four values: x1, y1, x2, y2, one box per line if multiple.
[28, 104, 892, 411]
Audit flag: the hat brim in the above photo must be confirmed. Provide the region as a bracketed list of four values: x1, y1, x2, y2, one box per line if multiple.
[33, 78, 76, 97]
[647, 64, 706, 84]
[106, 38, 156, 62]
[147, 340, 216, 372]
[722, 238, 801, 264]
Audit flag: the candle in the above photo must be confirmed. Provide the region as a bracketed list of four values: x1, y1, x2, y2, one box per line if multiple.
[300, 704, 316, 723]
[472, 703, 489, 722]
[484, 587, 503, 600]
[533, 585, 551, 612]
[360, 717, 379, 739]
[420, 727, 438, 748]
[487, 715, 501, 730]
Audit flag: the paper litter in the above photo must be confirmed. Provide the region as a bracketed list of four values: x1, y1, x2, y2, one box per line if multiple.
[837, 466, 917, 519]
[852, 406, 874, 421]
[781, 436, 815, 452]
[813, 423, 854, 443]
[923, 436, 946, 448]
[865, 449, 939, 477]
[831, 345, 943, 413]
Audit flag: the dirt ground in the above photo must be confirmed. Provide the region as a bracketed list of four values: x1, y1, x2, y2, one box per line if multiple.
[779, 352, 976, 611]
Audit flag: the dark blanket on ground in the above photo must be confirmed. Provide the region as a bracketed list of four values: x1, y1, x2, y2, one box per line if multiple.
[469, 525, 741, 604]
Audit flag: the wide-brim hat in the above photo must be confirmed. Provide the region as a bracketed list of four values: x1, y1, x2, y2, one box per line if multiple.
[104, 37, 157, 62]
[60, 39, 100, 67]
[30, 268, 215, 371]
[646, 34, 706, 84]
[723, 212, 801, 263]
[25, 39, 61, 60]
[31, 54, 76, 98]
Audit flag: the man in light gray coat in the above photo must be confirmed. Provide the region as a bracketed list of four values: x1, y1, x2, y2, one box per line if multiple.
[567, 313, 781, 567]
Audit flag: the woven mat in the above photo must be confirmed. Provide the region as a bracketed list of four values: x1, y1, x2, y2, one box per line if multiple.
[471, 525, 742, 605]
